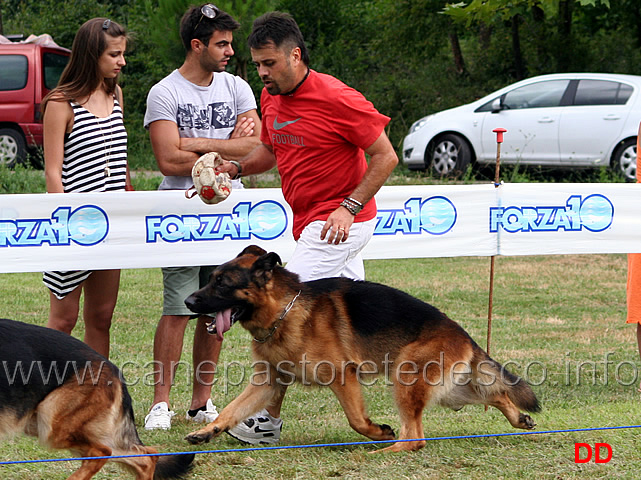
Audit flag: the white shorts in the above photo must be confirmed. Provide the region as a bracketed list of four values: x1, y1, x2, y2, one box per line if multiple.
[285, 218, 376, 282]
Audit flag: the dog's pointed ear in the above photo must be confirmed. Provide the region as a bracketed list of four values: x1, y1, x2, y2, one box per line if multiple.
[237, 245, 267, 258]
[250, 252, 282, 287]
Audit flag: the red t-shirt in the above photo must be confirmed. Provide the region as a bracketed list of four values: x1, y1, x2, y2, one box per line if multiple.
[260, 70, 390, 240]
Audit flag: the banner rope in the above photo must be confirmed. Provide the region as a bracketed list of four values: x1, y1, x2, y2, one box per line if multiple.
[2, 424, 640, 466]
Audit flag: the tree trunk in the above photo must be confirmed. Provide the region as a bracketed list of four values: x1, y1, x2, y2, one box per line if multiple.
[238, 61, 248, 83]
[559, 0, 572, 38]
[511, 15, 525, 80]
[633, 3, 641, 49]
[479, 21, 491, 50]
[530, 5, 546, 69]
[557, 0, 573, 71]
[448, 29, 466, 75]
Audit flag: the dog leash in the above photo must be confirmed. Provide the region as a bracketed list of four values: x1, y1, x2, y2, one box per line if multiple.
[253, 290, 302, 343]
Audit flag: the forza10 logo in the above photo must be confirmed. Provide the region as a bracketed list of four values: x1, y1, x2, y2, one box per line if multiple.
[0, 205, 109, 247]
[490, 194, 614, 233]
[146, 201, 288, 243]
[375, 197, 457, 236]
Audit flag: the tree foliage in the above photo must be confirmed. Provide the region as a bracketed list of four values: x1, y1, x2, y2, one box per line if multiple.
[3, 0, 110, 46]
[2, 0, 640, 166]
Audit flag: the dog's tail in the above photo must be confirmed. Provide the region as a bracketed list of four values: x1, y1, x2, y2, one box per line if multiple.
[114, 385, 195, 479]
[153, 452, 196, 480]
[473, 350, 541, 414]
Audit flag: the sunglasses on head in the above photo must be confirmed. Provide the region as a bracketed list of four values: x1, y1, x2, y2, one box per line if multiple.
[193, 4, 218, 34]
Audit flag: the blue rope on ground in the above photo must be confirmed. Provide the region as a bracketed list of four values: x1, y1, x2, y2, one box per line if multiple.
[1, 424, 640, 466]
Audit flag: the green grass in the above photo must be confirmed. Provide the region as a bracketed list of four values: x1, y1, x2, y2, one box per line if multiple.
[0, 254, 638, 479]
[0, 151, 633, 478]
[0, 153, 626, 195]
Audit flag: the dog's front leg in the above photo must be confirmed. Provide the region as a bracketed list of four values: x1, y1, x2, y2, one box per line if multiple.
[185, 364, 283, 445]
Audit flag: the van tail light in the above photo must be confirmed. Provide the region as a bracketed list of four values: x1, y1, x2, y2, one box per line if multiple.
[34, 103, 41, 122]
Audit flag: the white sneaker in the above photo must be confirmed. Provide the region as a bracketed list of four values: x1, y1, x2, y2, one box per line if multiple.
[144, 402, 175, 430]
[227, 409, 283, 445]
[186, 398, 219, 423]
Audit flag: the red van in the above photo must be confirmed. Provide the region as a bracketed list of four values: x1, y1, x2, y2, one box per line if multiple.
[0, 41, 70, 166]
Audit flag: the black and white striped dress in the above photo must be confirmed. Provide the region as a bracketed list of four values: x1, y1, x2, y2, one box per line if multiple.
[43, 99, 128, 299]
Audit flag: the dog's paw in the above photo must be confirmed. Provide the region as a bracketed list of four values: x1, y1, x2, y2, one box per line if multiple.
[520, 413, 536, 430]
[379, 423, 396, 439]
[185, 430, 213, 445]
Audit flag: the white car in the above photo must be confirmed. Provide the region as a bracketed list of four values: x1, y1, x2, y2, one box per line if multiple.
[402, 73, 641, 181]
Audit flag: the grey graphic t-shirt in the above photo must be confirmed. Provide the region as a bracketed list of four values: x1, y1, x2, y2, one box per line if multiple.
[144, 69, 257, 190]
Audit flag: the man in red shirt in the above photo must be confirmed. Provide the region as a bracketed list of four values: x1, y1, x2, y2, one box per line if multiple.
[218, 11, 398, 444]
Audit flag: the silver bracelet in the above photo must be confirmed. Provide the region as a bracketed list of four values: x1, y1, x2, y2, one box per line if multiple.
[340, 197, 362, 215]
[229, 160, 242, 180]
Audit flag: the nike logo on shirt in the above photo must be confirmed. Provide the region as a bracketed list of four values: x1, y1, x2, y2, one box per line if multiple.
[273, 116, 301, 130]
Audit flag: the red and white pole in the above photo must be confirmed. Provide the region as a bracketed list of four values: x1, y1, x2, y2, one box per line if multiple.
[487, 129, 506, 362]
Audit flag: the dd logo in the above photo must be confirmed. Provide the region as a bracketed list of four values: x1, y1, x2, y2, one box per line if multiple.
[574, 443, 612, 463]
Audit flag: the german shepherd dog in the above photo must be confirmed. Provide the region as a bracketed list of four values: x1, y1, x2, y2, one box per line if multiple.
[0, 318, 194, 479]
[184, 246, 540, 452]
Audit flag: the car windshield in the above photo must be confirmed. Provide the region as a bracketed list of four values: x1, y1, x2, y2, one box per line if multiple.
[476, 80, 569, 112]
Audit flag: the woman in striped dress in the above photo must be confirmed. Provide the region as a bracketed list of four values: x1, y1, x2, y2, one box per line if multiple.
[41, 18, 132, 358]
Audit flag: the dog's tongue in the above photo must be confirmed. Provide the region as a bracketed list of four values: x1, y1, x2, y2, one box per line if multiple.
[214, 309, 233, 341]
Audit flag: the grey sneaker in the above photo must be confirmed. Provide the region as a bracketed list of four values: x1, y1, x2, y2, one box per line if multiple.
[144, 402, 175, 430]
[227, 409, 283, 445]
[186, 398, 219, 423]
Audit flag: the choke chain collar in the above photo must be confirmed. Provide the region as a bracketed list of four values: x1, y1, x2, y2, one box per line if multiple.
[253, 290, 302, 343]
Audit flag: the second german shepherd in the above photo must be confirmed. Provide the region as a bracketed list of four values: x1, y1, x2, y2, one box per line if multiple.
[0, 318, 194, 479]
[184, 246, 540, 452]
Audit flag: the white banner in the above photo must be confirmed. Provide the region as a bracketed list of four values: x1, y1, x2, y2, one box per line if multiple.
[0, 183, 640, 273]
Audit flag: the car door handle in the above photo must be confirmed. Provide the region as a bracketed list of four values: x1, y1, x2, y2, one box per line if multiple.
[603, 114, 621, 120]
[538, 117, 554, 123]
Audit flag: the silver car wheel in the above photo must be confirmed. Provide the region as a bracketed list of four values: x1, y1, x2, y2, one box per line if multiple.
[0, 129, 26, 167]
[612, 138, 637, 182]
[432, 140, 458, 175]
[0, 135, 18, 164]
[617, 143, 636, 182]
[429, 134, 471, 177]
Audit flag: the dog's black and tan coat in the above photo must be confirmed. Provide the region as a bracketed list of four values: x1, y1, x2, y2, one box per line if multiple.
[184, 245, 540, 453]
[0, 319, 193, 479]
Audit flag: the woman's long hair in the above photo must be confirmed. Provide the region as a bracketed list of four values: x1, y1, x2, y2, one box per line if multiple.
[42, 18, 127, 112]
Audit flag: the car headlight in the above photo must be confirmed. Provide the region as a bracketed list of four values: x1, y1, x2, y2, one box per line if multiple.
[409, 115, 434, 134]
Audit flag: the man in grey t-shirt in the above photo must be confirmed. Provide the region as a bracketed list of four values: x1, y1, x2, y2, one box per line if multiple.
[145, 68, 257, 191]
[142, 4, 261, 432]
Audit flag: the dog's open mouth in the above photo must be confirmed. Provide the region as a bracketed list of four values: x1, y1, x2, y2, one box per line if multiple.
[206, 307, 242, 340]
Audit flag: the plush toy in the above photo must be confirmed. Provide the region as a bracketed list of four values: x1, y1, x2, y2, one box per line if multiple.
[185, 152, 232, 204]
